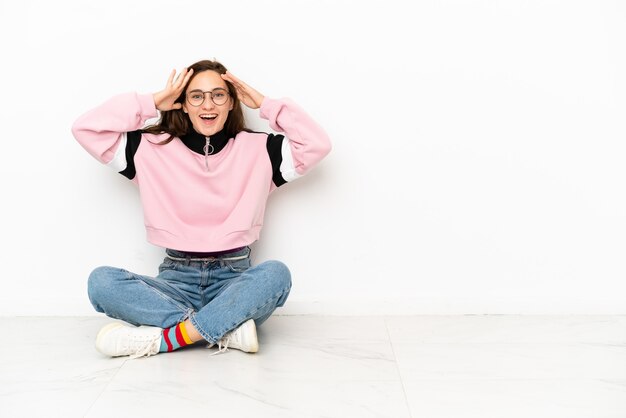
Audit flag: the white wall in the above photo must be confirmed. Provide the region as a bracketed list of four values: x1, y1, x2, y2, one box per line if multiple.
[0, 0, 624, 315]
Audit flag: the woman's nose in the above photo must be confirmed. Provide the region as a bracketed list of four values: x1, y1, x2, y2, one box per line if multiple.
[201, 94, 215, 109]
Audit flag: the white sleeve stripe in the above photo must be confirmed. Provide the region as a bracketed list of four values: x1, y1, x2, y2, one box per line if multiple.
[280, 138, 302, 182]
[106, 133, 128, 172]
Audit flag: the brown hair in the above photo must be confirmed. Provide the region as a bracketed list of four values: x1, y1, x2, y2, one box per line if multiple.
[143, 59, 247, 143]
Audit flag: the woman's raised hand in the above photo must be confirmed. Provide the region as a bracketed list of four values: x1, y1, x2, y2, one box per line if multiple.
[221, 71, 265, 109]
[153, 68, 194, 111]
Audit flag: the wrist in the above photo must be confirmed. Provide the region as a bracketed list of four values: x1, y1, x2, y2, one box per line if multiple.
[153, 93, 163, 110]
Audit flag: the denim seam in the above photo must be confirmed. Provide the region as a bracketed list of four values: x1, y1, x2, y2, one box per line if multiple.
[134, 276, 190, 314]
[180, 308, 194, 325]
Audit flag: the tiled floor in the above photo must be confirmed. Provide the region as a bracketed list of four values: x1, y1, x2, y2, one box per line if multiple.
[1, 315, 625, 417]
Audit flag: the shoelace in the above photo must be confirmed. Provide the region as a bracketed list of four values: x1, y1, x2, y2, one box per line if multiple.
[128, 336, 161, 359]
[209, 336, 231, 356]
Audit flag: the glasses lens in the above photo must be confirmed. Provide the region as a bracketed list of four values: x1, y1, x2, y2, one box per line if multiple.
[187, 91, 205, 107]
[211, 88, 228, 105]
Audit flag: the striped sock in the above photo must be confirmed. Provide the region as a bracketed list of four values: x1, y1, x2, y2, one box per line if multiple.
[159, 322, 194, 353]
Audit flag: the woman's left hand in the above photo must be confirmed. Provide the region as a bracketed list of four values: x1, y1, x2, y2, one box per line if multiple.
[221, 71, 265, 109]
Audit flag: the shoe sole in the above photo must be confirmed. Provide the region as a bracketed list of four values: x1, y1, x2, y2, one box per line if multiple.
[95, 322, 124, 356]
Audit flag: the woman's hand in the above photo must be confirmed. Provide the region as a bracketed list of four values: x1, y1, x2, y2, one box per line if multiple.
[153, 68, 194, 111]
[221, 71, 265, 109]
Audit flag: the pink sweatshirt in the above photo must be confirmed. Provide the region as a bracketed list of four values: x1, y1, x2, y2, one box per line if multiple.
[72, 93, 331, 251]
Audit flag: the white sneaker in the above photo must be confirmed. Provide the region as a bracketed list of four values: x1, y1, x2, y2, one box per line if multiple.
[211, 319, 258, 355]
[95, 322, 162, 358]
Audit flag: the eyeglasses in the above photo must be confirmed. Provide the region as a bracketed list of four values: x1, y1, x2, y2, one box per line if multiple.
[186, 88, 230, 107]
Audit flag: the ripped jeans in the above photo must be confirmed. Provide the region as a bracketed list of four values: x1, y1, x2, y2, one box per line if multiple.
[87, 247, 292, 344]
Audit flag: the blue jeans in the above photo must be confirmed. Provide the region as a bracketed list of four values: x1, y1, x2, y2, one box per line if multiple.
[87, 247, 292, 344]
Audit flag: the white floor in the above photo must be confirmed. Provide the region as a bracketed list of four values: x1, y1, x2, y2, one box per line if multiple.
[1, 315, 625, 418]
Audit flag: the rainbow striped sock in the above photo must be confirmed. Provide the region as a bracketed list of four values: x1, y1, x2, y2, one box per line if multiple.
[159, 322, 194, 352]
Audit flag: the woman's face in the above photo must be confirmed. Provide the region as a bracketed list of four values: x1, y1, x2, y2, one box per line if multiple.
[183, 70, 233, 137]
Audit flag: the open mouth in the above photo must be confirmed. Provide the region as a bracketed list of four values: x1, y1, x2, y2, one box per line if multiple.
[200, 114, 218, 122]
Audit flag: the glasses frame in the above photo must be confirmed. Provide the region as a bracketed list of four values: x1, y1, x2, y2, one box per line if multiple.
[186, 88, 230, 107]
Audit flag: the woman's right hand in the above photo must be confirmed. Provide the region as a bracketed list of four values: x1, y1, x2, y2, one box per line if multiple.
[153, 68, 194, 111]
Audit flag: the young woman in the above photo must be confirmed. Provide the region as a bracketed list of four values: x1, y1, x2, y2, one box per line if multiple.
[72, 59, 331, 358]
